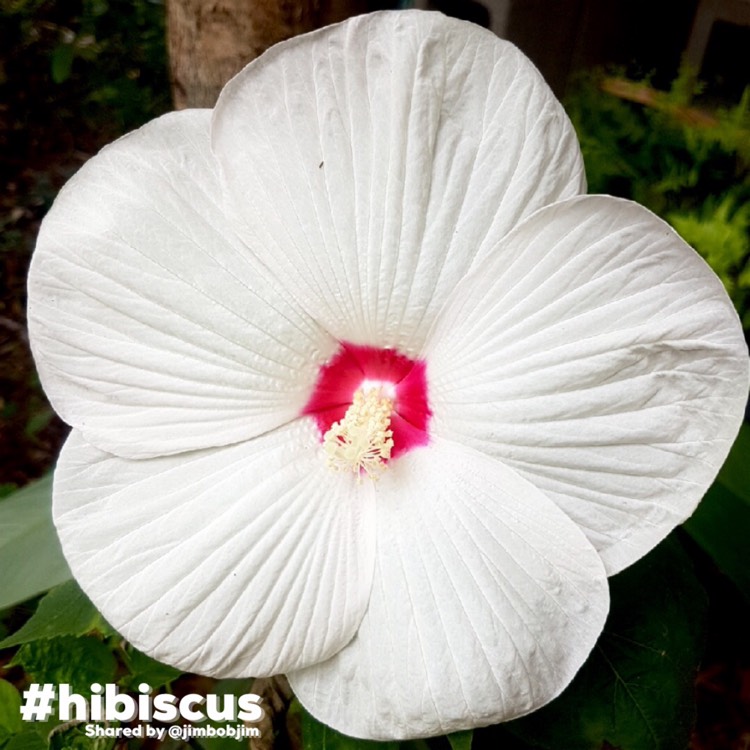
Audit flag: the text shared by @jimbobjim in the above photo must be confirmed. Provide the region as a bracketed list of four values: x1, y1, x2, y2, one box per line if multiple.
[20, 683, 264, 741]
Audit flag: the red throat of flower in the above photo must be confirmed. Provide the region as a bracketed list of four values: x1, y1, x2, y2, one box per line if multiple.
[302, 342, 431, 479]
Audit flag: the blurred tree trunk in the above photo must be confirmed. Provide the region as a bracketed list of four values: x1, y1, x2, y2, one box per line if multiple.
[166, 0, 366, 109]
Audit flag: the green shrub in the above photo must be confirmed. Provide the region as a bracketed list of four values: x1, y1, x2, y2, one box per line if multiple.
[566, 71, 750, 328]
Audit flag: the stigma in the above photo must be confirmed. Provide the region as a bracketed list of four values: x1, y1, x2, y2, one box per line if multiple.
[323, 387, 394, 481]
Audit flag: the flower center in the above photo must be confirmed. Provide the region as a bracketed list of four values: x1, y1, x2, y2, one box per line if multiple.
[323, 387, 394, 481]
[303, 342, 431, 479]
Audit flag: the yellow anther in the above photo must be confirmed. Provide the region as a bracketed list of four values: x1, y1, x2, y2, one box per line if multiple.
[323, 388, 394, 481]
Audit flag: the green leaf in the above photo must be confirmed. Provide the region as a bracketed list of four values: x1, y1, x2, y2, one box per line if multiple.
[667, 197, 750, 296]
[299, 702, 399, 750]
[50, 44, 75, 84]
[684, 482, 750, 601]
[0, 580, 103, 648]
[192, 732, 242, 750]
[713, 423, 750, 501]
[24, 409, 53, 440]
[119, 645, 182, 691]
[0, 679, 23, 734]
[684, 424, 750, 601]
[506, 538, 707, 750]
[5, 731, 49, 750]
[11, 635, 117, 695]
[0, 484, 18, 500]
[0, 475, 72, 609]
[447, 730, 473, 750]
[197, 679, 258, 750]
[49, 724, 115, 750]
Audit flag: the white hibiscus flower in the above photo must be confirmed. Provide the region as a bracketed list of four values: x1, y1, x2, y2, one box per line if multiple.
[27, 10, 748, 741]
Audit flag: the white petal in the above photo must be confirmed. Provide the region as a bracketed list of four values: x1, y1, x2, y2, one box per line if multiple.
[212, 10, 584, 355]
[288, 440, 608, 740]
[28, 109, 336, 459]
[426, 195, 750, 575]
[53, 421, 376, 676]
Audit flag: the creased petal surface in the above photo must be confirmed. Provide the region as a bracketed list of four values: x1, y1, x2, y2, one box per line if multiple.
[28, 109, 336, 459]
[212, 10, 585, 354]
[288, 440, 609, 740]
[53, 421, 376, 677]
[426, 195, 750, 575]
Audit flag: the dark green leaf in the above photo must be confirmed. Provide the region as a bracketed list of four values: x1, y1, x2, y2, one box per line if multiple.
[684, 424, 750, 601]
[0, 475, 71, 609]
[684, 481, 750, 601]
[506, 538, 707, 750]
[11, 636, 117, 695]
[447, 730, 473, 750]
[0, 580, 103, 648]
[50, 44, 75, 84]
[299, 702, 399, 750]
[714, 423, 750, 500]
[0, 484, 18, 500]
[119, 645, 181, 690]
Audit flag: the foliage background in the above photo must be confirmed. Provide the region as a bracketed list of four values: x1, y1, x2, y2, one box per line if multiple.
[0, 1, 748, 749]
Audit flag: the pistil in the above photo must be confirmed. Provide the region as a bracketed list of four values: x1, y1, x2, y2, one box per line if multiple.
[323, 388, 394, 481]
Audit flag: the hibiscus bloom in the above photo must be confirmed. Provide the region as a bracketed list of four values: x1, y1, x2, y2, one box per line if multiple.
[28, 10, 748, 741]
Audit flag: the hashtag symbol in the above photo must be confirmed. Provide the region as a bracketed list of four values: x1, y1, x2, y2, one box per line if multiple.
[20, 683, 56, 721]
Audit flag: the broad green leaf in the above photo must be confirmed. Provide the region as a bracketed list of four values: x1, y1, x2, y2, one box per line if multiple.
[506, 538, 707, 750]
[714, 423, 750, 500]
[0, 475, 71, 609]
[11, 636, 117, 696]
[684, 424, 750, 601]
[0, 580, 102, 648]
[447, 730, 473, 750]
[299, 702, 399, 750]
[0, 679, 23, 734]
[684, 482, 750, 602]
[119, 645, 181, 691]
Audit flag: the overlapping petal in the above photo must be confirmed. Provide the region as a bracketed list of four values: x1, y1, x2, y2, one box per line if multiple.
[211, 10, 585, 354]
[288, 440, 609, 739]
[28, 109, 337, 459]
[53, 421, 376, 676]
[426, 195, 750, 575]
